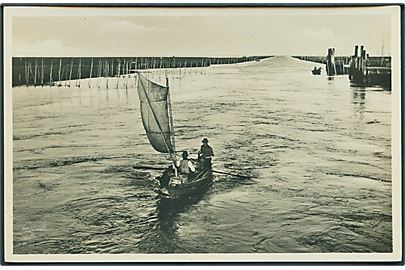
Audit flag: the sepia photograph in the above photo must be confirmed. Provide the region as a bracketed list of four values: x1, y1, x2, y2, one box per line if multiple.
[2, 3, 402, 264]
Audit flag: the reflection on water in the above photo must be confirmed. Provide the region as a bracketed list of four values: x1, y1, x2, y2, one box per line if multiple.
[352, 88, 366, 119]
[12, 56, 392, 254]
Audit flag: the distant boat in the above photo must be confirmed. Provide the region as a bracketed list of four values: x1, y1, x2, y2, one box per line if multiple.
[136, 74, 213, 199]
[312, 67, 322, 75]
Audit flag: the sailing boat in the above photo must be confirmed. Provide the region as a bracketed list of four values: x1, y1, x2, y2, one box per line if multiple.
[137, 73, 213, 199]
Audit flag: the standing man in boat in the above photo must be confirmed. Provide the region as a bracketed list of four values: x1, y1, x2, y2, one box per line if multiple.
[198, 138, 214, 170]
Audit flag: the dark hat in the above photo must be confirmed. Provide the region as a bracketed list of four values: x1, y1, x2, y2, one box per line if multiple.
[202, 138, 209, 143]
[182, 151, 189, 158]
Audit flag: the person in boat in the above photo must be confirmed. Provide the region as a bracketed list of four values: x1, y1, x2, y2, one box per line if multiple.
[177, 151, 196, 178]
[312, 66, 322, 75]
[198, 138, 214, 170]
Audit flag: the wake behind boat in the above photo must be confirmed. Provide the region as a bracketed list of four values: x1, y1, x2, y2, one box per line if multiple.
[137, 74, 213, 200]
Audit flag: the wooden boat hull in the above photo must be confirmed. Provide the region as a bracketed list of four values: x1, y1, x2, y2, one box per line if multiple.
[155, 169, 213, 200]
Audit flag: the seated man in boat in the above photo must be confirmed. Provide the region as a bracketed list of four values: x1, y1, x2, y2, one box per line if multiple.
[177, 151, 196, 179]
[198, 138, 214, 170]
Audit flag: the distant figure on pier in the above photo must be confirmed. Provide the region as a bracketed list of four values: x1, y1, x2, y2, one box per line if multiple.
[312, 66, 322, 75]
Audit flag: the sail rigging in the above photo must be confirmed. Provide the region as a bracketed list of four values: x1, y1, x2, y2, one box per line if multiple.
[137, 74, 175, 155]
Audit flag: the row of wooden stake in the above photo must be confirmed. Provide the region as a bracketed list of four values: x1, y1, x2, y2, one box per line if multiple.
[20, 56, 255, 88]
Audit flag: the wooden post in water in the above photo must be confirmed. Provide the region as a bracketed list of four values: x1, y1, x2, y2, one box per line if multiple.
[349, 45, 368, 85]
[116, 59, 120, 89]
[28, 61, 31, 86]
[63, 63, 68, 86]
[361, 46, 367, 77]
[124, 59, 128, 90]
[89, 57, 94, 88]
[49, 59, 54, 86]
[199, 59, 202, 74]
[34, 59, 38, 86]
[359, 45, 364, 75]
[28, 62, 33, 86]
[68, 58, 73, 88]
[97, 58, 102, 89]
[24, 61, 28, 85]
[77, 58, 82, 88]
[57, 58, 62, 86]
[105, 59, 109, 89]
[119, 59, 123, 75]
[349, 45, 358, 80]
[41, 58, 44, 86]
[110, 59, 113, 76]
[326, 48, 336, 76]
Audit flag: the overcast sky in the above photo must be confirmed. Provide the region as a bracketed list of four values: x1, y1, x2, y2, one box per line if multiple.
[11, 8, 392, 57]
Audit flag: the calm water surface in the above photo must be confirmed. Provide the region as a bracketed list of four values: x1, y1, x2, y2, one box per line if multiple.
[13, 56, 392, 253]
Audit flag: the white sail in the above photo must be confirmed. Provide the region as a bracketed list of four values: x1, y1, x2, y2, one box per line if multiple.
[137, 74, 175, 154]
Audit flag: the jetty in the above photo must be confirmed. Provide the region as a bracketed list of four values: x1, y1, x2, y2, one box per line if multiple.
[293, 45, 391, 88]
[348, 45, 391, 88]
[12, 56, 271, 87]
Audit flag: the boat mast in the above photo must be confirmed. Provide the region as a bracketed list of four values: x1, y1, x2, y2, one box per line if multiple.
[166, 77, 176, 157]
[166, 76, 178, 176]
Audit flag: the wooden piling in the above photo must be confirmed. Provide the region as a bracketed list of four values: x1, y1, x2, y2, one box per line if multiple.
[34, 59, 38, 86]
[41, 58, 44, 86]
[326, 48, 336, 76]
[117, 59, 120, 89]
[24, 61, 28, 85]
[77, 58, 82, 88]
[349, 44, 391, 88]
[12, 56, 272, 87]
[68, 59, 73, 87]
[58, 58, 62, 86]
[89, 58, 94, 78]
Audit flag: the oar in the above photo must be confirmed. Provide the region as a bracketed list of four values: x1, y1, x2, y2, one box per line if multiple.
[132, 165, 166, 171]
[212, 169, 253, 179]
[133, 165, 253, 179]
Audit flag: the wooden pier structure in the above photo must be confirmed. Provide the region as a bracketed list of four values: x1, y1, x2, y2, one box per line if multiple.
[293, 45, 391, 88]
[348, 45, 391, 88]
[12, 55, 270, 87]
